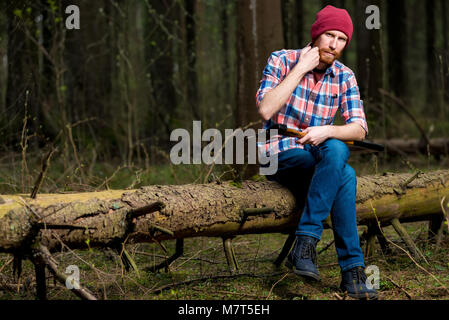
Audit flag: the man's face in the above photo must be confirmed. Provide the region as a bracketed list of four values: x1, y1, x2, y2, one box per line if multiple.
[313, 30, 347, 66]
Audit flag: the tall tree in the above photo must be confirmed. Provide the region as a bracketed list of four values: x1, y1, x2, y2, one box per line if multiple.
[354, 0, 384, 133]
[184, 0, 200, 121]
[5, 0, 40, 148]
[235, 0, 284, 179]
[281, 0, 304, 49]
[387, 0, 407, 98]
[441, 0, 449, 108]
[426, 0, 440, 115]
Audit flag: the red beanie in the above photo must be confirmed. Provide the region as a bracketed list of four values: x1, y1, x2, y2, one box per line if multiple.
[311, 5, 353, 47]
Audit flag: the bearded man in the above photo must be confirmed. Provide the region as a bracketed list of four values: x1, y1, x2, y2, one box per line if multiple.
[256, 5, 378, 299]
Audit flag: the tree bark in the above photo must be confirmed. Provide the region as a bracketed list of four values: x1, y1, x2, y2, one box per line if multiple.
[387, 0, 407, 98]
[373, 138, 449, 157]
[0, 170, 448, 253]
[426, 0, 440, 114]
[235, 0, 284, 179]
[354, 0, 384, 120]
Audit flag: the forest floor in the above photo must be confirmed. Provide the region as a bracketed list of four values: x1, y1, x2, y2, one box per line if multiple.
[0, 222, 449, 300]
[0, 152, 448, 300]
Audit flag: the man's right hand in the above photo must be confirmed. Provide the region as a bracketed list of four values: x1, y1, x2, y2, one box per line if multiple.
[296, 45, 320, 73]
[258, 46, 319, 121]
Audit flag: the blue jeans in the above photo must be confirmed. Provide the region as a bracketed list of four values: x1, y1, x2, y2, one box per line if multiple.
[267, 139, 365, 272]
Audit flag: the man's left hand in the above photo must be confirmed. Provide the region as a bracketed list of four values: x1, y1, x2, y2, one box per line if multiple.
[297, 126, 332, 146]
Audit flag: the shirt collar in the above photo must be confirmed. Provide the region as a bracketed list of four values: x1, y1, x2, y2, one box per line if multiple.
[308, 61, 338, 78]
[327, 61, 338, 78]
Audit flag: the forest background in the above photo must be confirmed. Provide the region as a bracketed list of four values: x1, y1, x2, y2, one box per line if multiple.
[0, 0, 448, 300]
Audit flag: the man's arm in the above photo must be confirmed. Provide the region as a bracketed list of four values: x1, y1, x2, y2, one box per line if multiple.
[298, 73, 368, 146]
[297, 123, 366, 146]
[258, 46, 320, 121]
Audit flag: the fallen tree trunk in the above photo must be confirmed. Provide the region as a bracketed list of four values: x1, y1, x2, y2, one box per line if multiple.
[373, 138, 449, 156]
[0, 170, 448, 253]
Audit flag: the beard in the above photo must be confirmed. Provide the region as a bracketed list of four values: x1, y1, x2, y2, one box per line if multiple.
[319, 48, 341, 65]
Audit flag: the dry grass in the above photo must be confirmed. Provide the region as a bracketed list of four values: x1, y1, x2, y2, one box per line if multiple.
[1, 221, 448, 300]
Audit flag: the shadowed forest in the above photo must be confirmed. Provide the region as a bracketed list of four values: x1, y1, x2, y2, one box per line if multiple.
[0, 0, 449, 301]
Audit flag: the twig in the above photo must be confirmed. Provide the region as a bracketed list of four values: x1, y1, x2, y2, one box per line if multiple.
[399, 170, 422, 189]
[191, 287, 263, 299]
[95, 165, 128, 191]
[20, 91, 30, 194]
[385, 275, 413, 299]
[31, 147, 57, 199]
[378, 89, 430, 147]
[136, 251, 219, 265]
[370, 201, 449, 295]
[0, 257, 13, 274]
[436, 196, 449, 249]
[203, 120, 262, 184]
[34, 245, 97, 300]
[66, 124, 86, 183]
[150, 271, 284, 294]
[333, 292, 345, 300]
[318, 240, 335, 255]
[266, 272, 289, 299]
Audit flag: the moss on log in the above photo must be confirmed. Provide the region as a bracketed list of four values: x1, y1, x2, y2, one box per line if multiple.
[0, 170, 448, 253]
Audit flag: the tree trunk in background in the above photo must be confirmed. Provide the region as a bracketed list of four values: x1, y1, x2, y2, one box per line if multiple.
[281, 0, 304, 49]
[441, 0, 449, 108]
[426, 0, 440, 115]
[235, 0, 284, 179]
[220, 0, 231, 111]
[63, 0, 115, 159]
[387, 0, 407, 98]
[185, 0, 200, 121]
[354, 0, 384, 132]
[5, 0, 39, 149]
[0, 3, 5, 116]
[107, 0, 126, 161]
[145, 0, 178, 148]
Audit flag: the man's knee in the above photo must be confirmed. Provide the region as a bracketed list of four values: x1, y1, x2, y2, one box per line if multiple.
[344, 164, 356, 181]
[320, 139, 350, 164]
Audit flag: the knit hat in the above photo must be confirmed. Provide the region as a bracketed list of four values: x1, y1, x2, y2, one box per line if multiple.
[311, 5, 353, 47]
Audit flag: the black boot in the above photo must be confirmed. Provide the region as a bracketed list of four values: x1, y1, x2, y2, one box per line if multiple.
[340, 266, 378, 300]
[285, 236, 319, 281]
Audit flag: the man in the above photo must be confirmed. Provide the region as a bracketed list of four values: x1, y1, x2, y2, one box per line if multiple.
[256, 5, 378, 299]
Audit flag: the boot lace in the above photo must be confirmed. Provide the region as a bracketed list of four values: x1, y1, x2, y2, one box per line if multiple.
[351, 267, 367, 285]
[300, 240, 317, 264]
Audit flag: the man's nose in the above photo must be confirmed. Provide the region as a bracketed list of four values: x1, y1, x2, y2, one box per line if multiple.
[329, 38, 337, 50]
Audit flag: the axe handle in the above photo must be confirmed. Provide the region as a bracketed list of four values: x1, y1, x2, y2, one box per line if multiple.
[269, 124, 384, 152]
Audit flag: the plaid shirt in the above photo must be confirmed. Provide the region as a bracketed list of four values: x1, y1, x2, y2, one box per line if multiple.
[256, 49, 368, 157]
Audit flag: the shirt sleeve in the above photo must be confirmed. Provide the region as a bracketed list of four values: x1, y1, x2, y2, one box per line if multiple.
[255, 52, 286, 108]
[340, 74, 369, 135]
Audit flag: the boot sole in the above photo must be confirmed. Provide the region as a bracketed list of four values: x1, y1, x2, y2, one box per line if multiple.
[285, 260, 320, 281]
[342, 290, 379, 300]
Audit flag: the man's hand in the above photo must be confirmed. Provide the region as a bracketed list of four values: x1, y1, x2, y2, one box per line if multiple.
[295, 44, 320, 74]
[258, 44, 319, 121]
[297, 123, 366, 146]
[297, 126, 331, 146]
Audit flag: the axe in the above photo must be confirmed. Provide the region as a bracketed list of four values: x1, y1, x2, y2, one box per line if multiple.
[267, 123, 384, 153]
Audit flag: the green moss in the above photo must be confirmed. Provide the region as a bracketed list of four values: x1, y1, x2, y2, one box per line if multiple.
[229, 181, 242, 188]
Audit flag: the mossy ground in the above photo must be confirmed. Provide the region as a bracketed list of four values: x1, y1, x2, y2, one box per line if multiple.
[1, 221, 448, 300]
